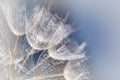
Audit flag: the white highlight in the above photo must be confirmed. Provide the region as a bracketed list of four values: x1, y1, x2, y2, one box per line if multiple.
[64, 59, 89, 80]
[26, 7, 72, 50]
[48, 39, 86, 60]
[0, 0, 26, 35]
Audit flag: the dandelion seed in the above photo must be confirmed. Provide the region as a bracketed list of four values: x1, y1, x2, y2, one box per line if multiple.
[0, 19, 17, 63]
[0, 19, 32, 64]
[17, 51, 66, 80]
[64, 59, 89, 80]
[26, 7, 72, 50]
[48, 38, 86, 60]
[0, 0, 26, 35]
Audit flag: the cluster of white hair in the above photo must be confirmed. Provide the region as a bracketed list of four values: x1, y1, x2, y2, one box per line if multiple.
[0, 0, 89, 80]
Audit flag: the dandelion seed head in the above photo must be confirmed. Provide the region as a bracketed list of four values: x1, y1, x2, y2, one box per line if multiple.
[0, 0, 90, 80]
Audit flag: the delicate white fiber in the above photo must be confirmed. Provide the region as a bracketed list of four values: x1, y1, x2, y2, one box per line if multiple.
[0, 1, 90, 80]
[0, 0, 26, 35]
[64, 59, 89, 80]
[26, 7, 72, 50]
[48, 38, 86, 60]
[0, 17, 32, 64]
[17, 51, 66, 80]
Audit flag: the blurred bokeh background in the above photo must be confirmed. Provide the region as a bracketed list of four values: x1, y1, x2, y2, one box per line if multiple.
[58, 0, 120, 80]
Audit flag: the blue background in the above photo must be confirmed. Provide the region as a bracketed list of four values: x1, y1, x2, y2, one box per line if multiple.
[60, 0, 120, 80]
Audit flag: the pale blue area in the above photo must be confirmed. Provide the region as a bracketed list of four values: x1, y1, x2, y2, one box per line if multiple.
[61, 0, 120, 80]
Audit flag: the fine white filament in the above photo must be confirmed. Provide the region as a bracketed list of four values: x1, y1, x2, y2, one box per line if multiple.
[0, 0, 90, 80]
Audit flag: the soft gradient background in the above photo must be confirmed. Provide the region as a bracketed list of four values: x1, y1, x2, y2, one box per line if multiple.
[59, 0, 120, 80]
